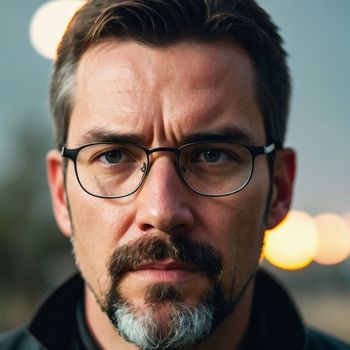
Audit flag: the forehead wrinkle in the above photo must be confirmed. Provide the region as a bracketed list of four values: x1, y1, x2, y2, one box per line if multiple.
[79, 40, 252, 96]
[77, 47, 165, 123]
[162, 83, 254, 121]
[78, 49, 154, 102]
[73, 40, 262, 148]
[77, 39, 256, 111]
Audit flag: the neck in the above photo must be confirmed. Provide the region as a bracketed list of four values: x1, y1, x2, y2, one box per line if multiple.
[85, 282, 255, 350]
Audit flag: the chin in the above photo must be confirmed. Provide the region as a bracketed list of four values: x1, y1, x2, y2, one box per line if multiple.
[102, 279, 234, 350]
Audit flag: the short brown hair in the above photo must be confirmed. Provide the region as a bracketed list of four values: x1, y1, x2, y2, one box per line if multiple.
[50, 0, 290, 149]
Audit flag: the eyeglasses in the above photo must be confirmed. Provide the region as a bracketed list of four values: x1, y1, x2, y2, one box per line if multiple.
[62, 141, 275, 198]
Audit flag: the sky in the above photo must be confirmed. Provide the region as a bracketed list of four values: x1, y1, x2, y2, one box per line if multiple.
[0, 0, 349, 216]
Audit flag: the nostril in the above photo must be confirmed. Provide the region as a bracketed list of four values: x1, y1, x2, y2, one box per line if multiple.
[169, 223, 191, 236]
[139, 222, 192, 236]
[140, 223, 154, 231]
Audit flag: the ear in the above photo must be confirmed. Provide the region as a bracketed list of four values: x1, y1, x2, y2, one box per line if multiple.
[266, 148, 296, 230]
[46, 150, 73, 238]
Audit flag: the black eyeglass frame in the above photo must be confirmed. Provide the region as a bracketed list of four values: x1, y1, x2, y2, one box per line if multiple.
[62, 141, 276, 199]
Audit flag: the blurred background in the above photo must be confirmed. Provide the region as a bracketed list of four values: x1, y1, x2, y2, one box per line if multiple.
[0, 0, 349, 342]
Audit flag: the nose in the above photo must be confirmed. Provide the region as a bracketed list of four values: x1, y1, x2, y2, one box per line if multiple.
[135, 155, 194, 235]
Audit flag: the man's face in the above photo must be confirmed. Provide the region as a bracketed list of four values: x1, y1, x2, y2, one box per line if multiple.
[48, 39, 292, 348]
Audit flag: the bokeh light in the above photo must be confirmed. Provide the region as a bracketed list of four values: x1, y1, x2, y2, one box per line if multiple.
[264, 210, 319, 270]
[343, 212, 350, 229]
[30, 0, 85, 59]
[314, 213, 350, 265]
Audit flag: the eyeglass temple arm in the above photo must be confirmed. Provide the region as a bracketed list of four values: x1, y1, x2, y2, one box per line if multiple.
[264, 143, 275, 154]
[61, 146, 79, 161]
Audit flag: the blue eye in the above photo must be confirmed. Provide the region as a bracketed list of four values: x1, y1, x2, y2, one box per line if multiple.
[104, 150, 122, 163]
[202, 149, 222, 163]
[196, 149, 230, 163]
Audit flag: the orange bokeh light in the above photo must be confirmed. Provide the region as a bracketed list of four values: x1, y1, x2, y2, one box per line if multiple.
[264, 211, 319, 270]
[314, 213, 350, 265]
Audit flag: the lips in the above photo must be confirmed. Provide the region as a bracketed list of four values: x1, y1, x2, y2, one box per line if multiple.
[134, 260, 200, 271]
[129, 259, 203, 282]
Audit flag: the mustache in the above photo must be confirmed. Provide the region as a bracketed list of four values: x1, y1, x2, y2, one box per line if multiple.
[108, 236, 223, 282]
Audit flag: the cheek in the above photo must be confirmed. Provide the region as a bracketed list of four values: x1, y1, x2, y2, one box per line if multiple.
[212, 201, 264, 259]
[66, 172, 135, 295]
[199, 183, 267, 293]
[202, 188, 266, 246]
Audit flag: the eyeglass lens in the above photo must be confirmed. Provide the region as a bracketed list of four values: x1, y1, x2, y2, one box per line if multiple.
[74, 142, 253, 198]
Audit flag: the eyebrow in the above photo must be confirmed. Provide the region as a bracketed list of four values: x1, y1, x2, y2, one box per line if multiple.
[77, 128, 143, 145]
[181, 126, 258, 145]
[76, 125, 258, 147]
[182, 126, 255, 144]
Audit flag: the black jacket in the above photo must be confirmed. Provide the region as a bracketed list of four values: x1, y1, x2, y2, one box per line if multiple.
[1, 270, 349, 350]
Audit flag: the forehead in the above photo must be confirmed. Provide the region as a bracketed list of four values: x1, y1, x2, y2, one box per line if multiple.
[77, 39, 252, 89]
[69, 39, 265, 146]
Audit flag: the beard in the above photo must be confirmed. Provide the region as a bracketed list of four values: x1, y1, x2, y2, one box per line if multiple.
[107, 283, 224, 350]
[83, 236, 254, 350]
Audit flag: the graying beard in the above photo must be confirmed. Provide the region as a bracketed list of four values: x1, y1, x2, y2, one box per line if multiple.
[111, 300, 214, 350]
[106, 269, 258, 350]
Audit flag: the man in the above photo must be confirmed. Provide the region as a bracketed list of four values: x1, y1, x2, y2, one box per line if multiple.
[1, 0, 349, 349]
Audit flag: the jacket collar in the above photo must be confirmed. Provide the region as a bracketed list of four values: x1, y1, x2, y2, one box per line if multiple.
[246, 269, 306, 349]
[29, 274, 84, 350]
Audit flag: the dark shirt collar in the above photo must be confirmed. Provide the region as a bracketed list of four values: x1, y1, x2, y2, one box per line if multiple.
[28, 274, 84, 350]
[74, 297, 100, 350]
[240, 270, 305, 349]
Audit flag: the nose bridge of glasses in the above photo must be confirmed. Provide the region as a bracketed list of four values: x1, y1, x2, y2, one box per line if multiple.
[147, 146, 181, 156]
[146, 146, 181, 164]
[144, 146, 182, 179]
